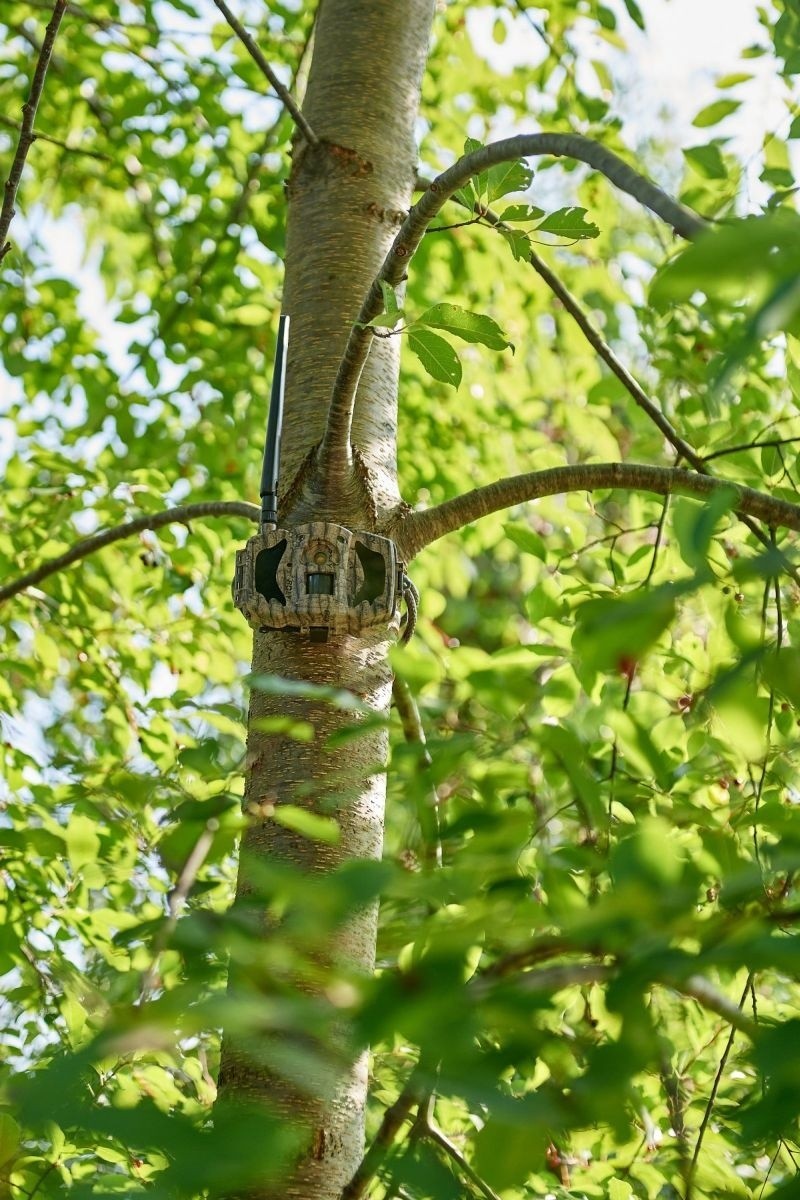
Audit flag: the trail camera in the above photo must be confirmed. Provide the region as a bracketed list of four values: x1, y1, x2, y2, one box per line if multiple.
[233, 315, 414, 643]
[233, 521, 401, 640]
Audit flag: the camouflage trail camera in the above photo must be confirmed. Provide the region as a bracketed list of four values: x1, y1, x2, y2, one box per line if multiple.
[232, 315, 415, 644]
[233, 521, 402, 641]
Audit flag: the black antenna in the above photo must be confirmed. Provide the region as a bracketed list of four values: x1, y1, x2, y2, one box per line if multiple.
[260, 313, 289, 528]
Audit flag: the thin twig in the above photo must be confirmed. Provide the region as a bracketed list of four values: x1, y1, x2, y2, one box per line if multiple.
[0, 500, 260, 606]
[27, 1159, 59, 1200]
[0, 114, 109, 162]
[688, 975, 753, 1189]
[138, 819, 218, 1003]
[341, 1066, 426, 1200]
[678, 975, 757, 1038]
[419, 1110, 502, 1200]
[323, 131, 704, 468]
[396, 461, 800, 561]
[705, 434, 800, 463]
[211, 0, 318, 146]
[392, 676, 442, 867]
[479, 935, 584, 979]
[471, 961, 613, 999]
[0, 0, 68, 261]
[474, 943, 758, 1039]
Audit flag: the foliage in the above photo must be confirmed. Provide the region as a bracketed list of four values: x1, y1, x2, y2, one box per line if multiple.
[2, 1, 800, 1198]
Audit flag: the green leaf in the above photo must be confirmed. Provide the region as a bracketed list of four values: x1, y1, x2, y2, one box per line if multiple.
[611, 818, 685, 888]
[683, 143, 728, 180]
[504, 523, 547, 559]
[271, 805, 340, 844]
[415, 303, 510, 350]
[672, 489, 737, 570]
[649, 210, 800, 308]
[605, 711, 671, 790]
[474, 1119, 549, 1191]
[247, 675, 370, 713]
[536, 206, 599, 239]
[379, 280, 400, 314]
[499, 226, 531, 261]
[621, 0, 645, 29]
[692, 99, 742, 128]
[407, 329, 462, 386]
[66, 813, 101, 874]
[572, 584, 679, 673]
[0, 1113, 20, 1167]
[540, 725, 606, 825]
[762, 648, 800, 708]
[498, 203, 544, 223]
[485, 158, 534, 202]
[715, 71, 753, 87]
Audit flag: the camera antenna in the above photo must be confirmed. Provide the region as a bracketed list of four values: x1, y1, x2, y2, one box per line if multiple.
[260, 313, 289, 529]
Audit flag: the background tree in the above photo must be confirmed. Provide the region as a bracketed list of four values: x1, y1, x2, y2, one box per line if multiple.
[2, 2, 800, 1199]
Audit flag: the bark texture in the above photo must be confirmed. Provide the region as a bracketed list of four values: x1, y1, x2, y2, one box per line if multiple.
[280, 0, 434, 515]
[218, 4, 435, 1198]
[393, 462, 800, 561]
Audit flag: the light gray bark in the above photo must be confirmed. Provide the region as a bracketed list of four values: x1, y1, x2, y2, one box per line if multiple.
[218, 4, 435, 1198]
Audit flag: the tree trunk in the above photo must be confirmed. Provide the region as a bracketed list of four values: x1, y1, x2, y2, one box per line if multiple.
[218, 4, 435, 1197]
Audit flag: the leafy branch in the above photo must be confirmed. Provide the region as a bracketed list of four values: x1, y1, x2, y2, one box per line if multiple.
[0, 0, 68, 262]
[0, 501, 260, 606]
[419, 183, 797, 577]
[321, 131, 705, 470]
[395, 462, 800, 560]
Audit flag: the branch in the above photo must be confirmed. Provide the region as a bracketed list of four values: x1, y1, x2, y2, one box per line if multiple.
[396, 462, 800, 561]
[392, 676, 441, 867]
[413, 173, 701, 468]
[690, 975, 753, 1178]
[474, 953, 758, 1039]
[0, 500, 260, 606]
[392, 678, 432, 764]
[341, 1067, 426, 1200]
[322, 132, 705, 467]
[679, 974, 757, 1038]
[211, 0, 318, 147]
[0, 0, 68, 262]
[472, 961, 613, 999]
[479, 936, 588, 979]
[426, 185, 794, 577]
[421, 1115, 502, 1200]
[139, 818, 218, 1003]
[0, 114, 109, 162]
